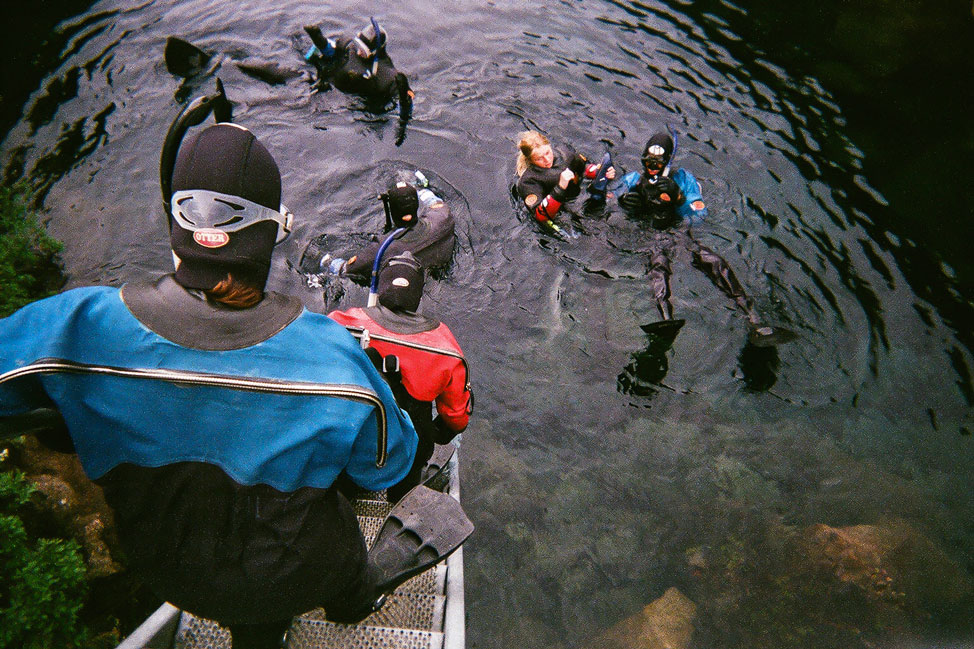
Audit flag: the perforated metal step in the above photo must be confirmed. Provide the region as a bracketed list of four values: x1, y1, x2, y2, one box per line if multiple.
[117, 454, 465, 649]
[287, 620, 443, 649]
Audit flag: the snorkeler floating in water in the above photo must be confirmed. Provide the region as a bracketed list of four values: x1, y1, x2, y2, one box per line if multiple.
[514, 130, 616, 233]
[614, 128, 796, 348]
[303, 171, 457, 287]
[303, 17, 414, 122]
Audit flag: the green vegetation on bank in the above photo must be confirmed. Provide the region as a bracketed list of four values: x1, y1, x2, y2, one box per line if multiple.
[0, 183, 64, 318]
[0, 184, 87, 648]
[0, 470, 88, 649]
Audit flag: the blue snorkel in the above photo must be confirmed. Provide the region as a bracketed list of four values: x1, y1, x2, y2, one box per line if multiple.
[663, 126, 678, 177]
[368, 228, 405, 306]
[364, 16, 386, 79]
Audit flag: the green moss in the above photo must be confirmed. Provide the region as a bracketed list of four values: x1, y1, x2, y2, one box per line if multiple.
[0, 470, 88, 649]
[0, 183, 64, 318]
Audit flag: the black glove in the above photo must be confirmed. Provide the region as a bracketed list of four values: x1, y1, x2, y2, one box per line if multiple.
[568, 153, 588, 180]
[618, 190, 643, 212]
[648, 176, 682, 206]
[431, 417, 460, 445]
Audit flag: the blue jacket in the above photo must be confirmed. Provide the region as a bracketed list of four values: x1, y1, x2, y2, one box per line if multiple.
[0, 280, 420, 623]
[0, 284, 416, 492]
[617, 167, 709, 223]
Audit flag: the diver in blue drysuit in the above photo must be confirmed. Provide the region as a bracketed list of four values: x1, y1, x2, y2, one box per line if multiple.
[614, 130, 794, 395]
[615, 130, 760, 327]
[0, 121, 417, 647]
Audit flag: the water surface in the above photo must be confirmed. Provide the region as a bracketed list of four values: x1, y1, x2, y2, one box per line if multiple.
[1, 1, 971, 647]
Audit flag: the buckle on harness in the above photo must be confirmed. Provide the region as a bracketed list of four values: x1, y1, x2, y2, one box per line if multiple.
[382, 354, 400, 374]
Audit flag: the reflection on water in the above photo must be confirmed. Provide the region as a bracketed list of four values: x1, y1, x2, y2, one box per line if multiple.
[1, 0, 972, 647]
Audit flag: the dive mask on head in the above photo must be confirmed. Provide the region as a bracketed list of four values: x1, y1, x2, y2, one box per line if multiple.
[171, 190, 293, 243]
[642, 144, 667, 174]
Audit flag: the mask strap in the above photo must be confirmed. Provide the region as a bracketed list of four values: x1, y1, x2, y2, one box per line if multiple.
[380, 192, 393, 229]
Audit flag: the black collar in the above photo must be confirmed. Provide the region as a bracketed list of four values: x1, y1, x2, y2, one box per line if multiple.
[121, 275, 303, 350]
[364, 304, 440, 334]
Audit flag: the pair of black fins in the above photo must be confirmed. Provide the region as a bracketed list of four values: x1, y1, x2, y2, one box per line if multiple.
[164, 36, 300, 86]
[332, 439, 472, 623]
[641, 318, 798, 348]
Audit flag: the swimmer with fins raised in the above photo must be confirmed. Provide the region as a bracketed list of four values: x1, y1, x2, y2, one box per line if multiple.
[304, 17, 414, 125]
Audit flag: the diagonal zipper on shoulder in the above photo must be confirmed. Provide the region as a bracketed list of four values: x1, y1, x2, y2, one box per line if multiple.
[0, 358, 390, 467]
[343, 325, 472, 394]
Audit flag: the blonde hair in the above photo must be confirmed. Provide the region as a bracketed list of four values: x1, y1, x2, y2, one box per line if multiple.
[516, 131, 550, 177]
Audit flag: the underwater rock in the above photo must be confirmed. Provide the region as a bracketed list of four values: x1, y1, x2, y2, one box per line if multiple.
[585, 587, 697, 649]
[801, 521, 972, 614]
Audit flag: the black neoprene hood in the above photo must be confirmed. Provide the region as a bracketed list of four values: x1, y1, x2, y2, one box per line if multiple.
[386, 184, 419, 228]
[170, 123, 282, 291]
[642, 132, 674, 169]
[377, 252, 424, 313]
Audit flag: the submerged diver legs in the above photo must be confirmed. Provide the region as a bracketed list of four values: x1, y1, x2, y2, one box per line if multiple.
[648, 248, 675, 321]
[687, 238, 759, 324]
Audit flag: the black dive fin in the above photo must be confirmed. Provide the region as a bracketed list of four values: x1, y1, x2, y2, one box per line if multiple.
[747, 324, 797, 347]
[164, 37, 212, 78]
[420, 441, 457, 489]
[640, 318, 685, 342]
[234, 60, 300, 86]
[369, 485, 473, 594]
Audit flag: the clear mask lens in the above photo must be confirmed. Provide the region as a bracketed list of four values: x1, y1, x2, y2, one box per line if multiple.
[643, 155, 665, 172]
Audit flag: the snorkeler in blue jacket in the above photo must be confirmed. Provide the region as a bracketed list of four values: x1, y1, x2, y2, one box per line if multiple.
[615, 130, 794, 347]
[616, 130, 708, 226]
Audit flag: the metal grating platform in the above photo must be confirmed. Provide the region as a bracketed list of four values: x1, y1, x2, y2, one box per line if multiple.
[117, 453, 464, 649]
[170, 489, 451, 649]
[287, 620, 443, 649]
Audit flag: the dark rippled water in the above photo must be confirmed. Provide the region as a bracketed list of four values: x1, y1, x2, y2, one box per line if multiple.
[2, 1, 972, 647]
